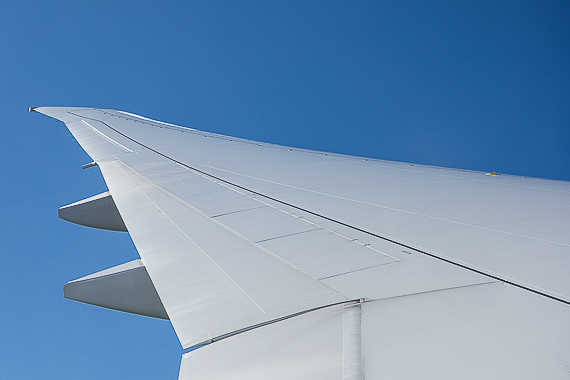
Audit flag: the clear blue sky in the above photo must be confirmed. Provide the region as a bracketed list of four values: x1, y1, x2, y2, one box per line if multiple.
[1, 1, 568, 378]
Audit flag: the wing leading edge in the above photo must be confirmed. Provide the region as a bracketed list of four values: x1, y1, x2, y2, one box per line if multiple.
[35, 107, 570, 379]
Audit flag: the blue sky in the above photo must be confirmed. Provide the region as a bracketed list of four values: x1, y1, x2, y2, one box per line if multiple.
[1, 1, 569, 378]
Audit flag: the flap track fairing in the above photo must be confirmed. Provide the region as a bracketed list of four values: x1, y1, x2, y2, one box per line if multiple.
[58, 191, 127, 232]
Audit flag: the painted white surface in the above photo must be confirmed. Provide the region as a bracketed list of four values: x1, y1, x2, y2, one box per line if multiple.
[35, 107, 570, 378]
[179, 305, 345, 380]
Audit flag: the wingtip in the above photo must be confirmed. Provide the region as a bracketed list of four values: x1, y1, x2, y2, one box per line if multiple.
[28, 106, 93, 122]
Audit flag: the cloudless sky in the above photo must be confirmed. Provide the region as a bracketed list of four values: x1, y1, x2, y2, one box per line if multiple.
[1, 1, 569, 378]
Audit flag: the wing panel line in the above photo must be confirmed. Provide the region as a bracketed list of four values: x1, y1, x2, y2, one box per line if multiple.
[185, 298, 361, 351]
[80, 120, 135, 153]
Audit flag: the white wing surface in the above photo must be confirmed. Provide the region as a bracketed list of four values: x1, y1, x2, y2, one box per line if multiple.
[35, 107, 570, 379]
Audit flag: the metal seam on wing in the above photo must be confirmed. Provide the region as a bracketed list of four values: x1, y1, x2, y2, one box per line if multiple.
[186, 298, 361, 350]
[80, 120, 135, 153]
[366, 281, 499, 303]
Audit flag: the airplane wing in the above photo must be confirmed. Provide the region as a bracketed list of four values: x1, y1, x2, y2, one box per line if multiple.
[34, 107, 570, 379]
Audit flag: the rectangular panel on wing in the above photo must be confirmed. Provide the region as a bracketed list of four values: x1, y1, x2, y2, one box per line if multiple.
[259, 229, 397, 280]
[181, 187, 264, 218]
[213, 206, 320, 243]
